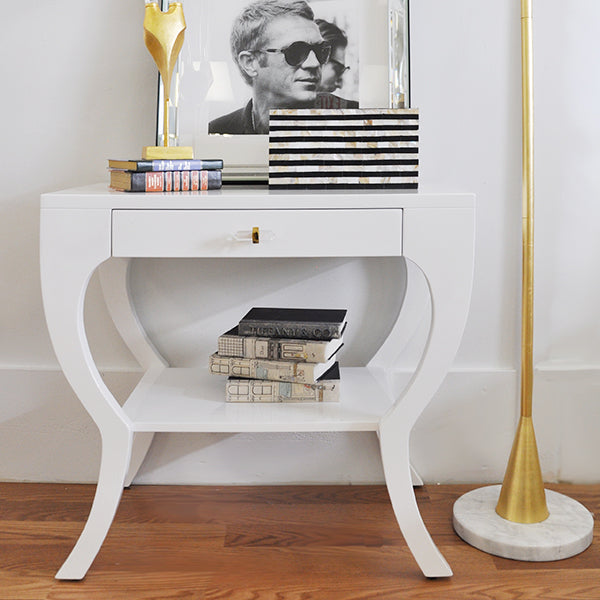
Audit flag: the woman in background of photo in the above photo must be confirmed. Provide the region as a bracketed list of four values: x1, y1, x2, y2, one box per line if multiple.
[314, 18, 358, 109]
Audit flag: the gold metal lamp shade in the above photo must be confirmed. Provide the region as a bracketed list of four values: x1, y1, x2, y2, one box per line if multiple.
[142, 1, 193, 160]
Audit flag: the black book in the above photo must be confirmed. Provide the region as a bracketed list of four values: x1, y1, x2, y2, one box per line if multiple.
[237, 307, 347, 341]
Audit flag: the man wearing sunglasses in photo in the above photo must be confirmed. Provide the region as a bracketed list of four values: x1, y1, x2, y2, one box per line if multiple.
[209, 0, 330, 135]
[314, 19, 359, 109]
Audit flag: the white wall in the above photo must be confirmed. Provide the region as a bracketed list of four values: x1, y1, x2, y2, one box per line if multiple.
[1, 1, 599, 485]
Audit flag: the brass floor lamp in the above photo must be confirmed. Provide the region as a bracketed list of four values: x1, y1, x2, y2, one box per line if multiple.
[452, 0, 593, 561]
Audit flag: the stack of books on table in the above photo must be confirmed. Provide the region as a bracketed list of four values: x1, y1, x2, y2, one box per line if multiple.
[209, 307, 347, 403]
[108, 158, 223, 192]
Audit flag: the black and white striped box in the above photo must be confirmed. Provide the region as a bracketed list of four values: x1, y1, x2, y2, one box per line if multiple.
[268, 108, 418, 190]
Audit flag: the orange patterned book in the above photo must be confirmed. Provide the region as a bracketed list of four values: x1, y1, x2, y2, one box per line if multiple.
[109, 169, 222, 192]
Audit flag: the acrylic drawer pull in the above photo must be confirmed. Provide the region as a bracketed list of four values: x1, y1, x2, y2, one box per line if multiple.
[232, 228, 275, 243]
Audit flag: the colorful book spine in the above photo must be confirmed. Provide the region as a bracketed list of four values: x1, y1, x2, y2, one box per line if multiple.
[110, 169, 222, 192]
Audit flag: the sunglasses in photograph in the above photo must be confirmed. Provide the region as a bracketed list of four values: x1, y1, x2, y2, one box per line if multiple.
[256, 41, 332, 66]
[329, 59, 350, 77]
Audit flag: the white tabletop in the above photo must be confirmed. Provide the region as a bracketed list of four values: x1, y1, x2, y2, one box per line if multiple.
[41, 182, 475, 210]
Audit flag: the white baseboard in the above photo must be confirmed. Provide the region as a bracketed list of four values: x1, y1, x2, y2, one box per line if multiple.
[1, 366, 598, 484]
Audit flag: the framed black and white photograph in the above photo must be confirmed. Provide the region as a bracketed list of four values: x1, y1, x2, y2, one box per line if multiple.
[157, 0, 410, 180]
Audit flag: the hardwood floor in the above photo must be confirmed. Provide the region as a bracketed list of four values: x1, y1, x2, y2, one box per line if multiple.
[0, 482, 598, 599]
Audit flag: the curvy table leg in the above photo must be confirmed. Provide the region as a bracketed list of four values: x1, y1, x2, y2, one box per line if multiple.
[377, 206, 475, 577]
[370, 258, 431, 487]
[98, 258, 168, 484]
[56, 425, 133, 580]
[125, 431, 155, 487]
[40, 208, 135, 579]
[98, 258, 168, 370]
[379, 423, 452, 577]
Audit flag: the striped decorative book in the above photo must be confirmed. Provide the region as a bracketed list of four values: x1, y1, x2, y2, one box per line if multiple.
[268, 108, 418, 190]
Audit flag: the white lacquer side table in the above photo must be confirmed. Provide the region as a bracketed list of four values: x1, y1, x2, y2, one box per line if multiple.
[40, 183, 475, 580]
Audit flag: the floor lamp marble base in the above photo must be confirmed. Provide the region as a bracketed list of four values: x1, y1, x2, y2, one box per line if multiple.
[453, 485, 593, 561]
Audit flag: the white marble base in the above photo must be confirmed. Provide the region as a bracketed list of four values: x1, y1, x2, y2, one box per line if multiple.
[453, 485, 594, 561]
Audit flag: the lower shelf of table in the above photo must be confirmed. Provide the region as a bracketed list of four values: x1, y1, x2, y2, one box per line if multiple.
[121, 366, 394, 433]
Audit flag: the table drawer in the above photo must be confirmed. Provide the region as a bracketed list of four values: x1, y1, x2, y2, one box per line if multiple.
[112, 209, 403, 257]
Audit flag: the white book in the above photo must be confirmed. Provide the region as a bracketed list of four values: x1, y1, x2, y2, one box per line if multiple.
[209, 351, 337, 384]
[225, 363, 340, 403]
[217, 326, 344, 363]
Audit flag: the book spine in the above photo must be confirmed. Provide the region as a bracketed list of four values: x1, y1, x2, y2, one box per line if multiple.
[209, 354, 318, 384]
[130, 170, 222, 192]
[237, 320, 343, 340]
[225, 378, 339, 403]
[146, 159, 223, 172]
[217, 334, 330, 363]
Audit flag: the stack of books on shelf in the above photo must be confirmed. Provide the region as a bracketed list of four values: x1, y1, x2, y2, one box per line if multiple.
[108, 158, 223, 192]
[209, 307, 347, 403]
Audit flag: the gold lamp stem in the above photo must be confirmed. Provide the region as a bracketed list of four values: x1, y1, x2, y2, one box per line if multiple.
[163, 96, 169, 148]
[495, 0, 549, 524]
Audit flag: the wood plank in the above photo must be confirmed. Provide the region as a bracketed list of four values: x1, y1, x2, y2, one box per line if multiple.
[47, 572, 209, 600]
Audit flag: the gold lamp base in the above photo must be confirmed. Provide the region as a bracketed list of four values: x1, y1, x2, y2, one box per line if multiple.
[142, 146, 194, 160]
[495, 416, 549, 523]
